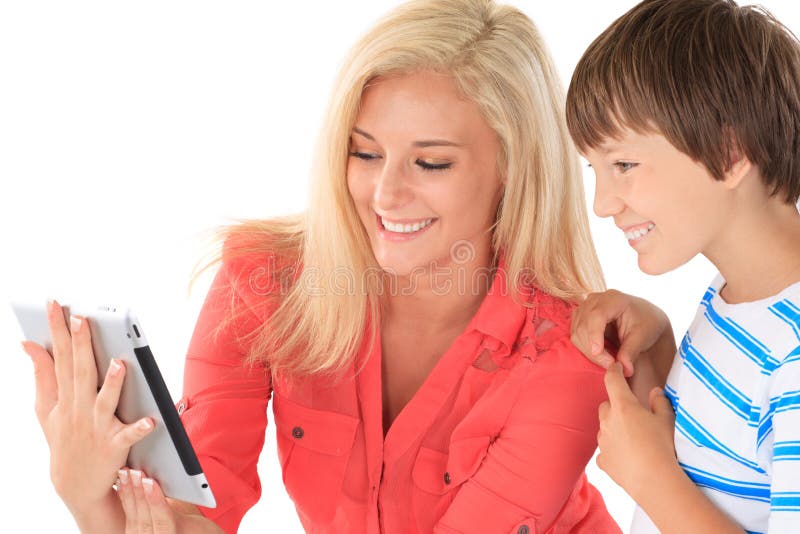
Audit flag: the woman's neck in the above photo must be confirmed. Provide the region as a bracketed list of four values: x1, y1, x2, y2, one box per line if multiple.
[381, 247, 497, 335]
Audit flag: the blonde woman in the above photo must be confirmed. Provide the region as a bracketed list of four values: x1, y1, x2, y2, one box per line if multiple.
[22, 0, 620, 532]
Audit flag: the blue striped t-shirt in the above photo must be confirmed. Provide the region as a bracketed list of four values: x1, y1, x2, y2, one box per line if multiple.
[631, 275, 800, 533]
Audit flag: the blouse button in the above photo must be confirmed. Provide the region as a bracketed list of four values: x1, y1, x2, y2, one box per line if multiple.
[292, 426, 304, 439]
[443, 471, 451, 485]
[517, 526, 530, 534]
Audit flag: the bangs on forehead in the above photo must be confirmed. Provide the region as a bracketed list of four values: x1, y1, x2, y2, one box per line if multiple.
[565, 47, 659, 153]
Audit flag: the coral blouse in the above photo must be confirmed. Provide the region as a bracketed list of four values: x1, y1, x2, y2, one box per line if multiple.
[177, 249, 620, 533]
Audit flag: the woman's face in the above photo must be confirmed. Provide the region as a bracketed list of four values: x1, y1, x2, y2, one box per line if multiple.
[347, 70, 504, 277]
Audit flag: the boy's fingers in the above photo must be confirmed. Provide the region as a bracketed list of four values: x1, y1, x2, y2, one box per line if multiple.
[95, 359, 126, 422]
[572, 311, 617, 367]
[649, 387, 675, 418]
[604, 362, 635, 404]
[21, 341, 58, 423]
[47, 300, 75, 403]
[70, 316, 99, 410]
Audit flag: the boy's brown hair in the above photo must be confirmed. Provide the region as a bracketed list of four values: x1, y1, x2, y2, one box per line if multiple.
[565, 0, 800, 203]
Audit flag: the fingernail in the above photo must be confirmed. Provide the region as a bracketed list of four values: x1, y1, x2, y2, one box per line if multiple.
[70, 316, 82, 333]
[138, 419, 152, 431]
[142, 478, 154, 495]
[129, 469, 142, 486]
[599, 355, 614, 368]
[591, 342, 602, 355]
[109, 360, 122, 376]
[46, 299, 54, 313]
[118, 469, 129, 484]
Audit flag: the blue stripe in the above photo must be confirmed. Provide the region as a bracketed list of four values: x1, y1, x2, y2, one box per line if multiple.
[674, 406, 766, 473]
[772, 492, 800, 511]
[744, 530, 764, 534]
[680, 463, 770, 502]
[769, 299, 800, 342]
[774, 441, 800, 461]
[783, 345, 800, 365]
[701, 294, 775, 367]
[680, 339, 752, 420]
[775, 391, 800, 414]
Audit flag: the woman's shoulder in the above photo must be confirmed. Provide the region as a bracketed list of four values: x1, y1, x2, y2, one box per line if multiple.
[519, 288, 604, 377]
[215, 221, 304, 322]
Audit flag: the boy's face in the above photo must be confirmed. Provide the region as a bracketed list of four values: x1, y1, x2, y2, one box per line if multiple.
[582, 128, 733, 275]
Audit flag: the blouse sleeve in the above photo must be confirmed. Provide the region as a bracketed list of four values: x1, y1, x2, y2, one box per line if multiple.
[434, 334, 617, 533]
[177, 253, 273, 534]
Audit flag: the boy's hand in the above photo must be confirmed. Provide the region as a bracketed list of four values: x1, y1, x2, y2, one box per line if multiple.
[571, 289, 672, 377]
[596, 363, 678, 499]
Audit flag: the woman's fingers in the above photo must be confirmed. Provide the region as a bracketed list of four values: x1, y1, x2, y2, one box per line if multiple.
[95, 359, 126, 422]
[118, 469, 178, 534]
[111, 418, 155, 450]
[21, 340, 58, 425]
[117, 469, 138, 531]
[70, 315, 99, 411]
[143, 476, 177, 534]
[47, 299, 75, 403]
[130, 469, 154, 531]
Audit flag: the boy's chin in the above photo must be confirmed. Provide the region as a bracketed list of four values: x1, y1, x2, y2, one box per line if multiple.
[637, 253, 690, 276]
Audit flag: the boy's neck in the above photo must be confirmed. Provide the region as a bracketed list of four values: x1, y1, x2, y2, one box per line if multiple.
[706, 194, 800, 304]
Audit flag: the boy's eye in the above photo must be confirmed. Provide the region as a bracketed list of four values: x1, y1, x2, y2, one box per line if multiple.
[614, 161, 638, 172]
[349, 151, 380, 161]
[416, 159, 452, 171]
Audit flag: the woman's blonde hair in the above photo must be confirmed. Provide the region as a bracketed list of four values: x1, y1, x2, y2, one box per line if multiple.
[196, 0, 604, 377]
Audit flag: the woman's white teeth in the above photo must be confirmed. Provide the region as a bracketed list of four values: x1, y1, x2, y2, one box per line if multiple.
[382, 217, 434, 233]
[625, 223, 655, 240]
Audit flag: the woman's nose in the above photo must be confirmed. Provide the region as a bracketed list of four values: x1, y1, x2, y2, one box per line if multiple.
[373, 160, 413, 212]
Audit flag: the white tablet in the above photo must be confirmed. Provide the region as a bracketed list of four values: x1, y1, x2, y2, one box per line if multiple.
[12, 301, 216, 508]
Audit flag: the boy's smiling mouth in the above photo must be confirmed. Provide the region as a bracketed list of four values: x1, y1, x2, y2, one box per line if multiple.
[622, 222, 656, 242]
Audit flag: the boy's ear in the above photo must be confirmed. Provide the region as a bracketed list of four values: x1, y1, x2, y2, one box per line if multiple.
[722, 141, 752, 191]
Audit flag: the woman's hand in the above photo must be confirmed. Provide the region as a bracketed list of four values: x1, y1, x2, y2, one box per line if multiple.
[116, 468, 224, 534]
[21, 299, 154, 524]
[596, 363, 679, 499]
[571, 289, 674, 377]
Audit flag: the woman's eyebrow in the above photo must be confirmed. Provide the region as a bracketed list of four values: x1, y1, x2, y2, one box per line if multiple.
[352, 126, 463, 148]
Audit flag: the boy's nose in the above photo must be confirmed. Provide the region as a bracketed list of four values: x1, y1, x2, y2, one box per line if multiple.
[593, 177, 624, 218]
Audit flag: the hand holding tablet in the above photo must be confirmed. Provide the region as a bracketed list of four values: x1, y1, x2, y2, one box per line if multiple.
[14, 299, 215, 515]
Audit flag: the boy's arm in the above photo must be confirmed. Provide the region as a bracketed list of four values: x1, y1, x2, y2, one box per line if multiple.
[635, 464, 744, 534]
[598, 364, 745, 534]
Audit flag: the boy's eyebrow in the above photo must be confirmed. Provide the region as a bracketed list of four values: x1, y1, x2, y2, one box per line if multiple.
[598, 143, 622, 154]
[352, 126, 463, 148]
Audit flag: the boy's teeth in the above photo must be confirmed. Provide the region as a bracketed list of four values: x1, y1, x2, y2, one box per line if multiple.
[624, 223, 655, 240]
[382, 217, 434, 234]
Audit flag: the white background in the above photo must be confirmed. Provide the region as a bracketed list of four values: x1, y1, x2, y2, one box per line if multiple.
[1, 1, 798, 532]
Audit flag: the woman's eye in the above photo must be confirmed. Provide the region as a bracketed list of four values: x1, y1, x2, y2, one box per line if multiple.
[416, 159, 452, 171]
[614, 161, 638, 173]
[349, 151, 380, 161]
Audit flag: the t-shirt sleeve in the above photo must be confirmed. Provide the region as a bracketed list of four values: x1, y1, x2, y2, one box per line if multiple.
[767, 346, 800, 533]
[177, 254, 273, 533]
[434, 338, 620, 534]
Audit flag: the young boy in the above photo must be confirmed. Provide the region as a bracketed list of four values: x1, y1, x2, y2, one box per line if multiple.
[565, 0, 800, 532]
